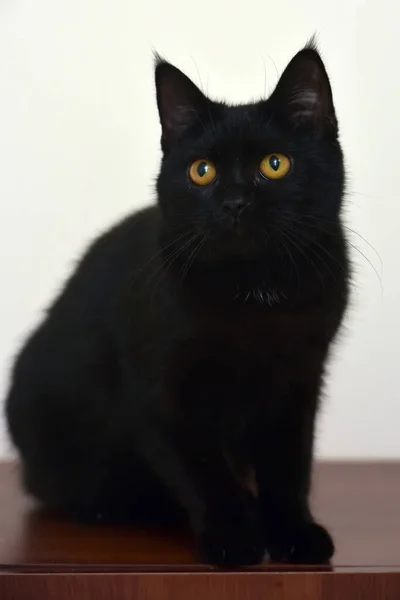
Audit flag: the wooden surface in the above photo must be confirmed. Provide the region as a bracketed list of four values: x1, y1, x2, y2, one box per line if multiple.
[0, 461, 400, 599]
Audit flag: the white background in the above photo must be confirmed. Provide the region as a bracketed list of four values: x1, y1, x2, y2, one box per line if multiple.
[0, 0, 396, 459]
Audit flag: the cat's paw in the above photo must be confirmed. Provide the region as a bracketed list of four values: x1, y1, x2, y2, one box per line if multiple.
[267, 522, 334, 564]
[198, 521, 266, 568]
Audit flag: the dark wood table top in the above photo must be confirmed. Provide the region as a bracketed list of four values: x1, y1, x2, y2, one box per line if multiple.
[0, 461, 399, 573]
[1, 461, 400, 599]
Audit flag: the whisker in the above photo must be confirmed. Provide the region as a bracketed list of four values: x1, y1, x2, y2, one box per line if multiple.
[180, 235, 206, 281]
[288, 213, 383, 286]
[128, 227, 194, 291]
[348, 242, 383, 292]
[140, 232, 198, 296]
[281, 221, 340, 281]
[342, 225, 383, 277]
[147, 233, 202, 309]
[279, 226, 325, 291]
[276, 228, 301, 293]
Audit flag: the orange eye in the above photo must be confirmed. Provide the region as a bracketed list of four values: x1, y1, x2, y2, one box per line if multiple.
[260, 153, 291, 180]
[189, 159, 217, 186]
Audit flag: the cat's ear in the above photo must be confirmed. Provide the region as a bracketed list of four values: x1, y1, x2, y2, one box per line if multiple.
[270, 41, 337, 133]
[155, 56, 208, 150]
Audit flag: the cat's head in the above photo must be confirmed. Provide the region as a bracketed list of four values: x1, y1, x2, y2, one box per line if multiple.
[155, 42, 344, 263]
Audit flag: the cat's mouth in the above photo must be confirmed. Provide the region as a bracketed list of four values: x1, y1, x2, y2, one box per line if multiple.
[216, 212, 253, 238]
[203, 221, 262, 259]
[232, 221, 250, 237]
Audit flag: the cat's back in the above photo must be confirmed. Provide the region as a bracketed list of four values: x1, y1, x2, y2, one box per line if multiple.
[49, 204, 161, 318]
[5, 204, 165, 497]
[9, 204, 162, 384]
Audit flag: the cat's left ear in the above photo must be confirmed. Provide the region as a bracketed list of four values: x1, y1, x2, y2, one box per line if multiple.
[155, 56, 209, 151]
[270, 41, 337, 134]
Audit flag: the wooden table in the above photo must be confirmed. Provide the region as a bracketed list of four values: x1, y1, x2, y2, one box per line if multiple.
[0, 461, 399, 599]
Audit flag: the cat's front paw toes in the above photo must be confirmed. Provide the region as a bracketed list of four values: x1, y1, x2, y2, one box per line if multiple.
[267, 522, 334, 564]
[198, 523, 266, 568]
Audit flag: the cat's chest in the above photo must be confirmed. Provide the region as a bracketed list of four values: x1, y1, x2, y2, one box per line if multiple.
[193, 307, 324, 360]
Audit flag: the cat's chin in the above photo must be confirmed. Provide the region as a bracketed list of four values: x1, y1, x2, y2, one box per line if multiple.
[201, 234, 263, 262]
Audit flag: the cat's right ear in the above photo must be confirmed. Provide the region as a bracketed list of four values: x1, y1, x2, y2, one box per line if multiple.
[269, 40, 337, 135]
[155, 55, 208, 151]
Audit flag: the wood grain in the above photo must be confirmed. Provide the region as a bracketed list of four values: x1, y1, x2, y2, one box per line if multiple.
[2, 573, 400, 600]
[0, 462, 399, 599]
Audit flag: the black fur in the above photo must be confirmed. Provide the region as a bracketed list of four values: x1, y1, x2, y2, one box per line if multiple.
[5, 41, 349, 567]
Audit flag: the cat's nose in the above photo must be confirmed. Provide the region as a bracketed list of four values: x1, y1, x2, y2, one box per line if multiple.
[221, 197, 250, 219]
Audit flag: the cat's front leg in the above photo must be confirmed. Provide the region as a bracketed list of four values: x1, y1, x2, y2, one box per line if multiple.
[178, 412, 265, 567]
[253, 381, 334, 564]
[165, 340, 265, 567]
[193, 464, 265, 567]
[138, 418, 265, 567]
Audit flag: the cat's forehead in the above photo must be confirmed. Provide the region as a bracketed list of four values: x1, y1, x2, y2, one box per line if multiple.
[218, 102, 267, 133]
[199, 101, 289, 155]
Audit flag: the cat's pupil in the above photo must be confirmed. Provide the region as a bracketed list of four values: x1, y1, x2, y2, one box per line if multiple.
[197, 162, 208, 177]
[269, 155, 280, 171]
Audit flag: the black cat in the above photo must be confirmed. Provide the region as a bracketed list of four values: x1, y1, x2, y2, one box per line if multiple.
[5, 40, 349, 567]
